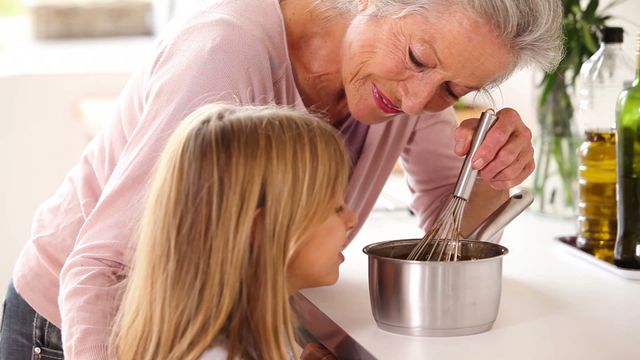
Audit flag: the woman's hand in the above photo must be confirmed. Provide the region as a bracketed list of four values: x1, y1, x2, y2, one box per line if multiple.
[300, 342, 336, 360]
[454, 108, 535, 190]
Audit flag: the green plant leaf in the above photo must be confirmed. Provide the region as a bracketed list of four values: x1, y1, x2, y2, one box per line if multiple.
[584, 0, 599, 20]
[581, 21, 597, 53]
[539, 71, 558, 107]
[570, 4, 582, 17]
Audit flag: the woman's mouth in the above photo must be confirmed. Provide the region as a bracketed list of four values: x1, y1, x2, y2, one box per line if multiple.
[372, 84, 403, 115]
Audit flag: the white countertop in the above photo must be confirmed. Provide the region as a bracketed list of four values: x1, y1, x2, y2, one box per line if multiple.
[297, 209, 640, 360]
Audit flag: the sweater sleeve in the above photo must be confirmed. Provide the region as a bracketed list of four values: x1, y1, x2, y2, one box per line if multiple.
[400, 108, 465, 231]
[58, 17, 277, 359]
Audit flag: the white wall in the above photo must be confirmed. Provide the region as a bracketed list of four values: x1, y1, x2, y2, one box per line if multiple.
[0, 73, 130, 296]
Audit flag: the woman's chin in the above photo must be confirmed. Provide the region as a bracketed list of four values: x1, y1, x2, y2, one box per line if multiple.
[349, 106, 396, 125]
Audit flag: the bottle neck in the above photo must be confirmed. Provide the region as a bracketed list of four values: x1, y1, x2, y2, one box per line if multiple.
[602, 42, 624, 54]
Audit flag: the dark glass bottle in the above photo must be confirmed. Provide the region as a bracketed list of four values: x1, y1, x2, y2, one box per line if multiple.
[614, 32, 640, 269]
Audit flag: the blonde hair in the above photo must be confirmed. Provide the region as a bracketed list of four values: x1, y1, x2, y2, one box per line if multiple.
[111, 104, 350, 360]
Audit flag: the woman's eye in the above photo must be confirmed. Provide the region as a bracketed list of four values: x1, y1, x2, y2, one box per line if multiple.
[444, 83, 460, 100]
[408, 47, 425, 68]
[335, 205, 345, 213]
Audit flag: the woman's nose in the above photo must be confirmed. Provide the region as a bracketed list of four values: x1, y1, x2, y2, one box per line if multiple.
[342, 206, 358, 231]
[398, 71, 443, 115]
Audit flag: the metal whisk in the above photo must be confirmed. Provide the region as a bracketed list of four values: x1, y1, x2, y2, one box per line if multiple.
[407, 109, 498, 261]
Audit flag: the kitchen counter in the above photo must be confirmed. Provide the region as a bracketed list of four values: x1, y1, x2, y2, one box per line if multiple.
[293, 209, 640, 360]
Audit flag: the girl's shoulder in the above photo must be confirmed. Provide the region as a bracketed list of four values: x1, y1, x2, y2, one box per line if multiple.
[200, 337, 233, 360]
[200, 344, 230, 360]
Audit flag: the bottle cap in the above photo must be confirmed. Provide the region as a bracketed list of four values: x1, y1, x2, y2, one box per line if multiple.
[601, 27, 623, 43]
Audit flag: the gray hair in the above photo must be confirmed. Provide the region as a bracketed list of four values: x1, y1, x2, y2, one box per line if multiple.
[315, 0, 564, 74]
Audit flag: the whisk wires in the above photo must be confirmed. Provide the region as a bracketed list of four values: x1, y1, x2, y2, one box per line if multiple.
[407, 196, 467, 261]
[407, 109, 498, 262]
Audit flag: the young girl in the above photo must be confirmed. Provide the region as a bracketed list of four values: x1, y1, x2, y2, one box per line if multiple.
[110, 104, 357, 360]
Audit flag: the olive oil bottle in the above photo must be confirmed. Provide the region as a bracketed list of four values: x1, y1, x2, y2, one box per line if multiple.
[577, 130, 617, 261]
[614, 33, 640, 269]
[575, 28, 634, 260]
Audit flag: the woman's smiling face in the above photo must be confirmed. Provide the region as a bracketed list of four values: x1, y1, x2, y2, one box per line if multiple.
[341, 7, 515, 124]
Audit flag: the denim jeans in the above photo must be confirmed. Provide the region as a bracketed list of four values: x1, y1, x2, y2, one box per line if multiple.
[0, 281, 64, 360]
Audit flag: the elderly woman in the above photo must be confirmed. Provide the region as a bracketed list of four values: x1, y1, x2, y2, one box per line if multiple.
[0, 0, 562, 358]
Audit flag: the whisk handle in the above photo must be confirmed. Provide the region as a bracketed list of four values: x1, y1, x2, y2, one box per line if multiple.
[453, 109, 498, 200]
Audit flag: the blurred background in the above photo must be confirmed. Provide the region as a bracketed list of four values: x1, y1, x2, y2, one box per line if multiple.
[1, 0, 639, 298]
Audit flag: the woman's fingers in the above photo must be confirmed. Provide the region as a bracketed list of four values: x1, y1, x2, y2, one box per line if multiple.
[489, 160, 535, 190]
[454, 108, 535, 189]
[454, 118, 478, 156]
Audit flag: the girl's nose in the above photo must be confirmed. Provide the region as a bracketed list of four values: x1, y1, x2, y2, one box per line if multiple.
[398, 70, 444, 115]
[342, 206, 358, 231]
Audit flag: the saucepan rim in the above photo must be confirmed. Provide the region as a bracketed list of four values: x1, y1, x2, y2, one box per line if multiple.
[362, 238, 508, 264]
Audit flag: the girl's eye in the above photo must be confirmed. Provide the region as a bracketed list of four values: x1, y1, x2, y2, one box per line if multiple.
[408, 47, 425, 68]
[335, 205, 345, 213]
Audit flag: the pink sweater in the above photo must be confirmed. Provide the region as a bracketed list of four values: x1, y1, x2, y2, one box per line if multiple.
[12, 0, 463, 358]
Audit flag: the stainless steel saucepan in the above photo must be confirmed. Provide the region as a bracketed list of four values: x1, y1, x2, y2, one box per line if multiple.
[362, 189, 533, 337]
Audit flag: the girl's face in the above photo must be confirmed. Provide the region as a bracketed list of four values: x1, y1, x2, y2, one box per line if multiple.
[341, 7, 514, 124]
[287, 202, 358, 291]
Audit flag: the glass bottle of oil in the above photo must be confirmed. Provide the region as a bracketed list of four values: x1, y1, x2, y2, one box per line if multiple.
[577, 130, 617, 261]
[614, 32, 640, 269]
[576, 28, 634, 261]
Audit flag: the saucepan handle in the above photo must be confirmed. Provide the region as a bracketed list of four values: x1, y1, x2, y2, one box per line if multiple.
[464, 189, 534, 242]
